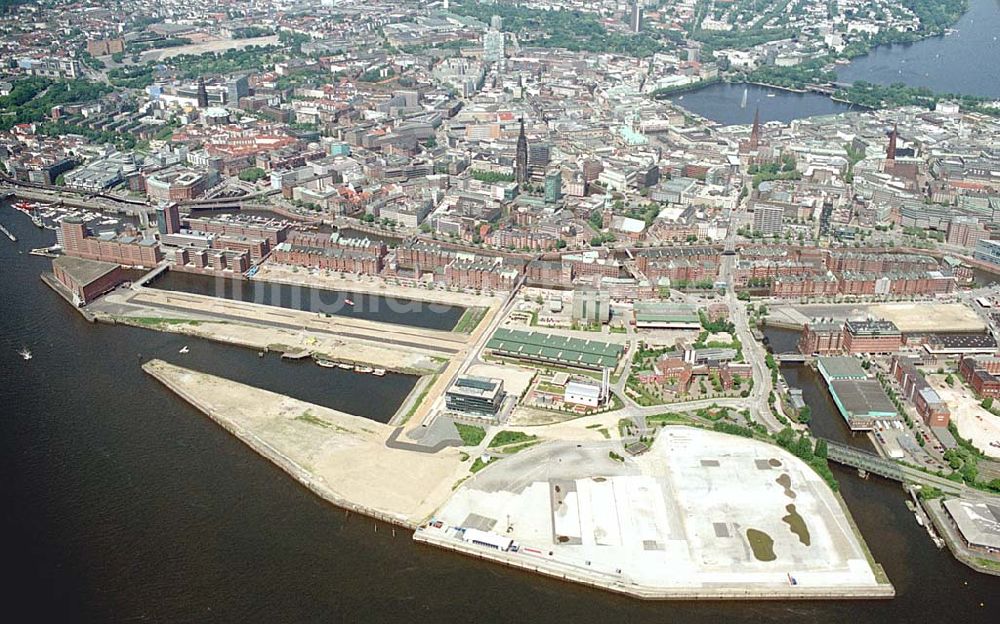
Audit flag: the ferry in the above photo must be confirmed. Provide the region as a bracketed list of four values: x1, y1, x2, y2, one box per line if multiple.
[316, 359, 337, 368]
[19, 348, 32, 361]
[344, 298, 355, 307]
[372, 368, 386, 376]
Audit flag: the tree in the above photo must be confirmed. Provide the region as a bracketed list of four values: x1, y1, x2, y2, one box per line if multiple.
[238, 167, 266, 182]
[982, 397, 993, 410]
[798, 405, 812, 424]
[814, 439, 828, 459]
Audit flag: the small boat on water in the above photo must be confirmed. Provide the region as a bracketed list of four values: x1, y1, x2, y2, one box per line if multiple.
[372, 368, 386, 376]
[766, 93, 776, 97]
[316, 359, 337, 368]
[344, 298, 355, 307]
[19, 348, 32, 361]
[355, 365, 373, 374]
[179, 346, 190, 354]
[337, 363, 353, 370]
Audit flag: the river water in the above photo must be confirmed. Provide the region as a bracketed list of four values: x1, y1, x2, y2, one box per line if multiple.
[2, 206, 998, 621]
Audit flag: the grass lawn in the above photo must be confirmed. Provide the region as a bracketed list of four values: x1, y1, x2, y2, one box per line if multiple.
[400, 374, 437, 424]
[488, 430, 538, 448]
[453, 306, 488, 333]
[455, 423, 487, 446]
[130, 317, 202, 326]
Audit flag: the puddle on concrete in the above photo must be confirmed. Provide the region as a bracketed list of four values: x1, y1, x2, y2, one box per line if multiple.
[592, 477, 607, 482]
[746, 528, 776, 562]
[769, 458, 782, 467]
[782, 504, 811, 546]
[557, 535, 570, 543]
[775, 473, 797, 499]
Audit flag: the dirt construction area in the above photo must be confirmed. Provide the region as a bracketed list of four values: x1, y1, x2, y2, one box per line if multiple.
[928, 375, 1000, 459]
[867, 303, 985, 333]
[428, 427, 886, 595]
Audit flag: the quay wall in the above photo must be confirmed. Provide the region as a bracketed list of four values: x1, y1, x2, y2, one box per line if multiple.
[413, 530, 895, 601]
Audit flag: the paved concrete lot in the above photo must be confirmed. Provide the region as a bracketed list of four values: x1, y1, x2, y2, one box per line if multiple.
[432, 427, 882, 592]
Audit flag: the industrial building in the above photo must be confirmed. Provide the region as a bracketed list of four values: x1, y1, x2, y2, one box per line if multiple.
[942, 499, 1000, 557]
[828, 379, 897, 431]
[50, 256, 126, 307]
[572, 289, 610, 325]
[817, 356, 895, 430]
[632, 302, 701, 330]
[486, 328, 623, 371]
[843, 319, 903, 354]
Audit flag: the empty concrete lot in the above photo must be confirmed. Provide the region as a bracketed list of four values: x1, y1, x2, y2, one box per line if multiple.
[432, 427, 885, 594]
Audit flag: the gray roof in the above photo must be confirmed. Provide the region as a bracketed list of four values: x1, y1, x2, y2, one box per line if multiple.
[817, 355, 867, 379]
[943, 499, 1000, 550]
[53, 255, 120, 285]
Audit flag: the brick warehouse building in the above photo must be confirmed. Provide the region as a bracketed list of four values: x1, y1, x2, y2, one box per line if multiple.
[842, 319, 903, 354]
[60, 218, 163, 268]
[51, 256, 126, 306]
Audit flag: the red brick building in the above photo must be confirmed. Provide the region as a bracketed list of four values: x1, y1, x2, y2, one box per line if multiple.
[272, 242, 383, 274]
[798, 320, 844, 355]
[51, 256, 126, 306]
[60, 218, 162, 268]
[843, 319, 903, 354]
[770, 273, 838, 298]
[959, 356, 1000, 398]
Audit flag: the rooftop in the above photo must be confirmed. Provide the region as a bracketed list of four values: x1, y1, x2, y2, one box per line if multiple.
[53, 255, 120, 285]
[829, 379, 897, 418]
[943, 499, 1000, 551]
[817, 356, 867, 379]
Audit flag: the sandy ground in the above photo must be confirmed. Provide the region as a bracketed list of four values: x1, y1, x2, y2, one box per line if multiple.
[466, 363, 537, 396]
[429, 427, 884, 594]
[256, 263, 502, 309]
[140, 35, 279, 62]
[869, 303, 985, 333]
[928, 375, 1000, 458]
[145, 360, 469, 525]
[773, 303, 986, 333]
[107, 285, 469, 353]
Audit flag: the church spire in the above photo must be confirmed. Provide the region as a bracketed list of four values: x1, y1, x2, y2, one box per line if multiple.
[515, 117, 528, 186]
[886, 123, 898, 162]
[749, 107, 761, 150]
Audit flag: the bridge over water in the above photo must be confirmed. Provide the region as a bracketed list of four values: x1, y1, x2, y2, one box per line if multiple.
[823, 440, 966, 495]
